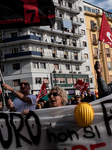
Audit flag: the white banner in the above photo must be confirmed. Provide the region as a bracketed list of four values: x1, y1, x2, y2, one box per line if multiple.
[1, 95, 112, 150]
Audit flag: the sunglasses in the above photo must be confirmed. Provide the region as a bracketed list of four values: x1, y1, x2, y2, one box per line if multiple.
[48, 92, 59, 98]
[20, 82, 29, 86]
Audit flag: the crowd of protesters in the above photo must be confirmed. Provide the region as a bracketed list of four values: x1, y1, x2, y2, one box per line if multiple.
[0, 60, 111, 113]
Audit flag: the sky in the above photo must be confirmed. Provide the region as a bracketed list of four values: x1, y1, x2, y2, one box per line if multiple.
[84, 0, 112, 12]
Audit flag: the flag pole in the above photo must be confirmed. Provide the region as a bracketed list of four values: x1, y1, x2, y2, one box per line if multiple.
[97, 41, 100, 61]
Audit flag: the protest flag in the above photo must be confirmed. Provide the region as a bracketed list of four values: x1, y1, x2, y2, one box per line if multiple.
[99, 12, 112, 47]
[0, 0, 55, 30]
[74, 79, 89, 93]
[0, 88, 2, 95]
[37, 82, 47, 102]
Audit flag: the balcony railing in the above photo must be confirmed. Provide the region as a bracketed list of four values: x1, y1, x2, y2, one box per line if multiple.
[92, 39, 98, 45]
[4, 51, 86, 63]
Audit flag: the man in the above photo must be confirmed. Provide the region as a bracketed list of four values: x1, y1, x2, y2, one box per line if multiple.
[74, 95, 81, 105]
[94, 61, 112, 97]
[84, 89, 96, 103]
[2, 81, 36, 112]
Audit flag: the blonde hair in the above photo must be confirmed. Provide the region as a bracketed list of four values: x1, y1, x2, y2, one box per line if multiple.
[48, 86, 68, 106]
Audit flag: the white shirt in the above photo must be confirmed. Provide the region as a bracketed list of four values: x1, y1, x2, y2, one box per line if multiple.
[13, 95, 36, 112]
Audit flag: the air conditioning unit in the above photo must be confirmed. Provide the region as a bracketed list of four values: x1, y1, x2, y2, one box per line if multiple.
[73, 71, 77, 74]
[78, 72, 81, 74]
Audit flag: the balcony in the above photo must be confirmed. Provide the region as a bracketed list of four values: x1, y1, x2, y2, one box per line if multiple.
[4, 51, 86, 63]
[106, 53, 110, 57]
[91, 26, 98, 31]
[92, 39, 98, 45]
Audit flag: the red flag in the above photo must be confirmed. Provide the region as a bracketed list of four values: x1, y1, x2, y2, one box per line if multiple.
[95, 91, 98, 95]
[0, 88, 2, 95]
[99, 13, 112, 47]
[36, 82, 47, 102]
[74, 79, 89, 93]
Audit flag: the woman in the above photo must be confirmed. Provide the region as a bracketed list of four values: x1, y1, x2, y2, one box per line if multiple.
[48, 86, 68, 107]
[22, 86, 68, 114]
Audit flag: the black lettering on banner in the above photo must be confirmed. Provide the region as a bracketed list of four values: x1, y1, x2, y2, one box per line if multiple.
[0, 113, 12, 148]
[67, 129, 79, 140]
[101, 100, 112, 136]
[25, 111, 41, 145]
[10, 113, 32, 147]
[83, 126, 95, 138]
[94, 125, 100, 138]
[47, 129, 57, 141]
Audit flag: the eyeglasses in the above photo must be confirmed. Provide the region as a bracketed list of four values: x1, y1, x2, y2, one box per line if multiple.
[48, 92, 59, 98]
[20, 82, 29, 86]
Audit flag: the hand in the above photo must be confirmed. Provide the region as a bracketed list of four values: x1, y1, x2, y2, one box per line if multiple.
[2, 84, 14, 92]
[7, 99, 13, 109]
[94, 61, 102, 77]
[22, 109, 29, 115]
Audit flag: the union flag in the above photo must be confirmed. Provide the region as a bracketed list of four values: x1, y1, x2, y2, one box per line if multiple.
[99, 13, 112, 47]
[37, 82, 47, 102]
[74, 79, 89, 93]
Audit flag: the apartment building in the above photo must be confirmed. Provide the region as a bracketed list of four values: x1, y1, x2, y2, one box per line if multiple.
[0, 0, 94, 96]
[83, 1, 112, 92]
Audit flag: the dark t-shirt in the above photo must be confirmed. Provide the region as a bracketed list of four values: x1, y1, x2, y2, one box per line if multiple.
[84, 95, 96, 103]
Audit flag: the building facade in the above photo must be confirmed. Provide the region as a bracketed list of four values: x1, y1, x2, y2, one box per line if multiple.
[83, 1, 112, 92]
[0, 0, 94, 97]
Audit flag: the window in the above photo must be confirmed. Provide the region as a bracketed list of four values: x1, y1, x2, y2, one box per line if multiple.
[84, 54, 88, 59]
[89, 78, 93, 83]
[60, 78, 66, 83]
[84, 6, 86, 11]
[43, 78, 49, 88]
[75, 65, 79, 70]
[66, 64, 70, 70]
[105, 48, 110, 57]
[91, 20, 94, 29]
[86, 66, 90, 71]
[83, 41, 87, 47]
[87, 7, 91, 12]
[40, 63, 46, 69]
[11, 32, 17, 37]
[83, 78, 88, 83]
[96, 9, 100, 13]
[94, 48, 98, 57]
[13, 79, 20, 87]
[79, 7, 82, 11]
[54, 64, 59, 70]
[68, 2, 72, 8]
[80, 18, 84, 23]
[108, 62, 112, 71]
[12, 48, 18, 53]
[81, 29, 85, 35]
[33, 62, 39, 68]
[35, 78, 41, 84]
[74, 52, 78, 60]
[13, 63, 20, 70]
[92, 34, 96, 42]
[92, 9, 95, 13]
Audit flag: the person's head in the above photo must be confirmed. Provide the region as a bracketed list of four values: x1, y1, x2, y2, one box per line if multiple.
[20, 81, 30, 95]
[48, 86, 68, 107]
[75, 95, 81, 104]
[86, 89, 91, 96]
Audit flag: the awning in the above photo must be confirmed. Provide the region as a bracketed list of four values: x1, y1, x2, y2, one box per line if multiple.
[63, 19, 72, 29]
[59, 78, 65, 81]
[43, 78, 49, 83]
